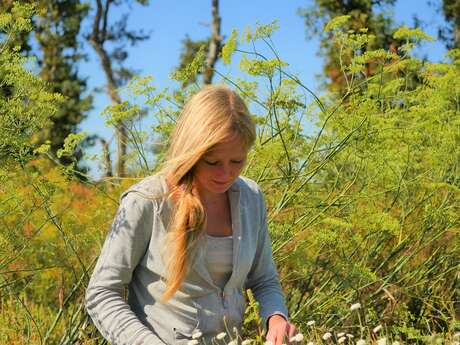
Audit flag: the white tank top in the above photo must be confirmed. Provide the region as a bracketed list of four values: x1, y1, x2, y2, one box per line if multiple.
[204, 234, 233, 289]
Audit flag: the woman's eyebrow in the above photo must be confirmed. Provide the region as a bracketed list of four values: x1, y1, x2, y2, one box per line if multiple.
[202, 153, 216, 159]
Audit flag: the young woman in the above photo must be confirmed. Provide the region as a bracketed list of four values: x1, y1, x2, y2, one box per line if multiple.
[85, 85, 296, 345]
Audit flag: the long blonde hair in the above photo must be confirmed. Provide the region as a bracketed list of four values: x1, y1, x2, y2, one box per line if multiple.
[159, 85, 256, 302]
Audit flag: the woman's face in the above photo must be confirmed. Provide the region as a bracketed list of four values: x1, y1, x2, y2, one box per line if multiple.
[193, 135, 248, 197]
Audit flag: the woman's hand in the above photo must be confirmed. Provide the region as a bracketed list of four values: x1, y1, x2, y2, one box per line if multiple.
[266, 314, 296, 345]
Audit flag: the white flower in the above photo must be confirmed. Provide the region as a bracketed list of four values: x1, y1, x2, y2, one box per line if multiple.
[391, 341, 400, 345]
[350, 303, 361, 311]
[227, 340, 237, 345]
[346, 334, 354, 338]
[289, 333, 304, 342]
[187, 340, 198, 345]
[216, 332, 227, 340]
[307, 342, 314, 345]
[241, 340, 252, 345]
[192, 331, 203, 339]
[373, 325, 383, 333]
[356, 339, 366, 345]
[322, 332, 332, 340]
[337, 332, 345, 337]
[377, 338, 387, 345]
[307, 320, 316, 326]
[338, 336, 346, 344]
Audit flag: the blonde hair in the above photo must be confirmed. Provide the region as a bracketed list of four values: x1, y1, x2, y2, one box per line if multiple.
[159, 85, 256, 302]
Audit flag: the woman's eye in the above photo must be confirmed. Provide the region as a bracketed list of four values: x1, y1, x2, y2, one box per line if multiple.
[204, 160, 218, 166]
[231, 160, 244, 164]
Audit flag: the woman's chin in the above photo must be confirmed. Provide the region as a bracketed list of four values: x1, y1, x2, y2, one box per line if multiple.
[204, 181, 230, 194]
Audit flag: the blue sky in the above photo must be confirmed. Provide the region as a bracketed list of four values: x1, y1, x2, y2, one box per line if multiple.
[78, 0, 448, 179]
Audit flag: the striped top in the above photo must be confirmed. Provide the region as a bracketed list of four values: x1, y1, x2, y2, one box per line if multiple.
[204, 234, 233, 289]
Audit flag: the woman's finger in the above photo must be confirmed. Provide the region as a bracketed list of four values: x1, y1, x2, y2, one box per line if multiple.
[288, 323, 296, 339]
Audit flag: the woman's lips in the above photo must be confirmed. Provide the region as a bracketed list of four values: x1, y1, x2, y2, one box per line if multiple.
[213, 180, 230, 185]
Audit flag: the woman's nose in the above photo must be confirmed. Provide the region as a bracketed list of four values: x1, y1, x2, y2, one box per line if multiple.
[217, 164, 231, 179]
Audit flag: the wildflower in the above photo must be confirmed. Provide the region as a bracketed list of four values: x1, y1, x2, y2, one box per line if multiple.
[289, 333, 304, 342]
[241, 340, 252, 345]
[346, 334, 354, 338]
[307, 320, 316, 326]
[392, 341, 400, 345]
[373, 325, 383, 333]
[192, 331, 203, 339]
[356, 340, 366, 345]
[338, 336, 346, 343]
[337, 332, 345, 337]
[227, 340, 237, 345]
[350, 303, 361, 311]
[295, 334, 304, 342]
[187, 340, 198, 345]
[216, 332, 227, 340]
[307, 342, 314, 345]
[377, 338, 387, 345]
[322, 332, 332, 340]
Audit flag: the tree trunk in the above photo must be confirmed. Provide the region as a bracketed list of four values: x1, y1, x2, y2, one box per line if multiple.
[99, 137, 112, 178]
[89, 0, 127, 178]
[203, 0, 222, 84]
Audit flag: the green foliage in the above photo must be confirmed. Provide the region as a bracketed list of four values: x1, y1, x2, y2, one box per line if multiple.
[242, 20, 280, 43]
[57, 132, 87, 159]
[324, 15, 351, 33]
[298, 0, 400, 94]
[171, 44, 207, 85]
[0, 2, 34, 32]
[173, 36, 209, 87]
[393, 26, 434, 55]
[239, 54, 288, 78]
[222, 29, 238, 65]
[0, 2, 62, 170]
[242, 289, 265, 343]
[1, 14, 459, 345]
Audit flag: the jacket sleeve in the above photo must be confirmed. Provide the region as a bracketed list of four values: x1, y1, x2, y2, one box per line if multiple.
[244, 188, 289, 326]
[85, 191, 165, 345]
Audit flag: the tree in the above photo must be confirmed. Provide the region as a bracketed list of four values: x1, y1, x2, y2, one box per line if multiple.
[33, 0, 92, 171]
[298, 0, 398, 94]
[440, 0, 460, 49]
[88, 0, 150, 178]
